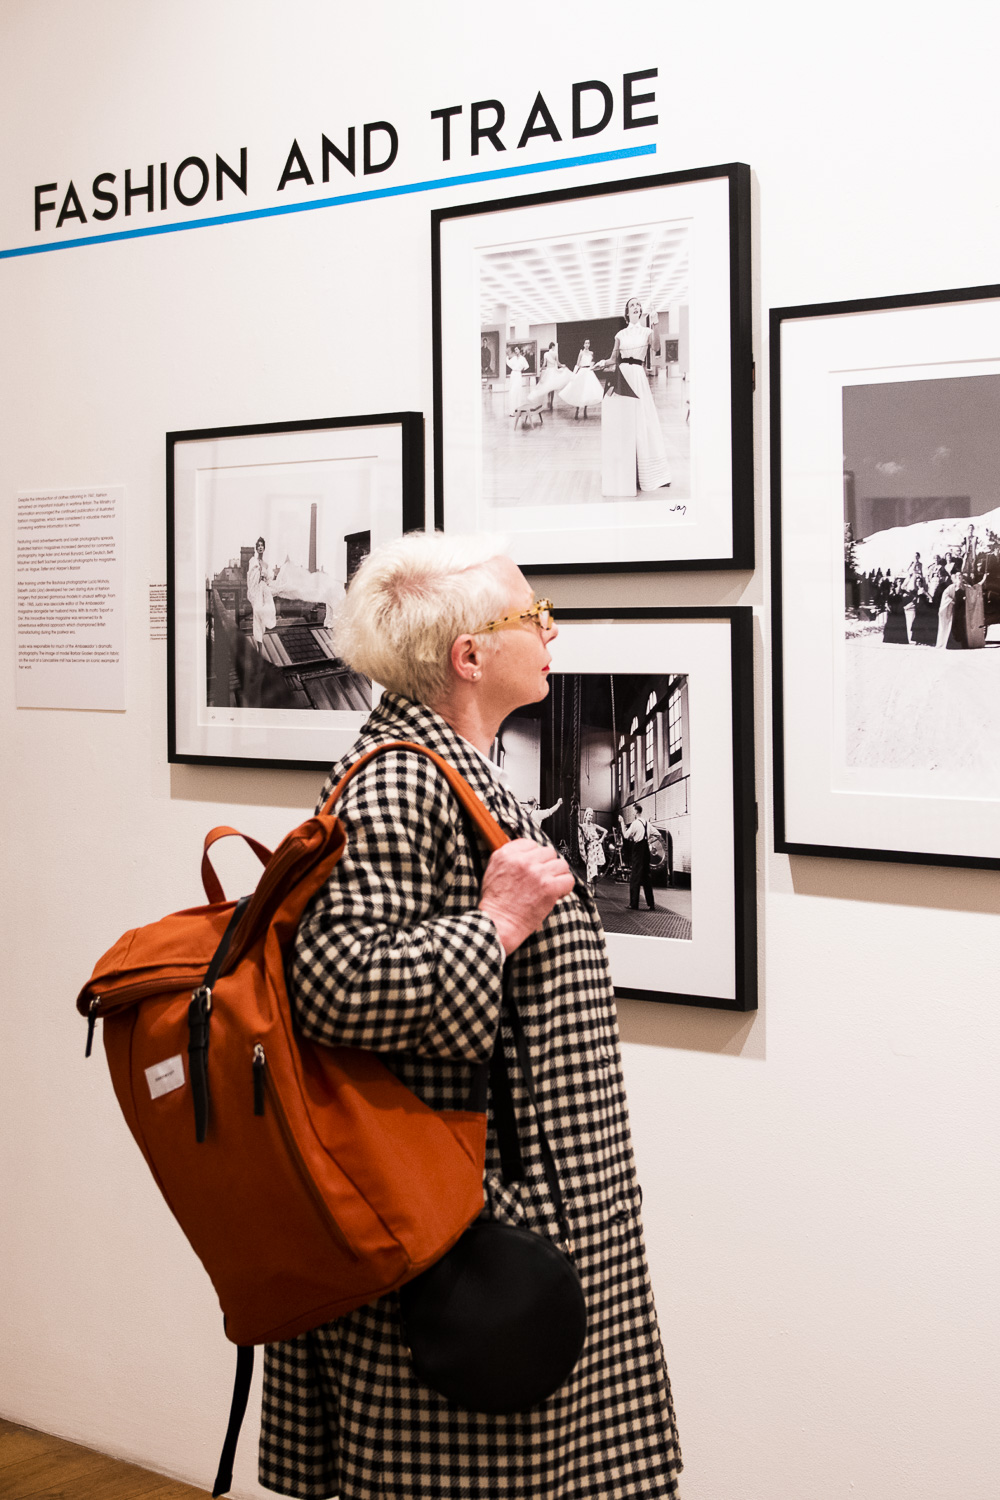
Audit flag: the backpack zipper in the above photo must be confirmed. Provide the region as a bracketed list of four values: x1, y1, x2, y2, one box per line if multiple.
[252, 1044, 266, 1115]
[83, 969, 218, 1016]
[251, 1044, 357, 1260]
[85, 996, 100, 1057]
[84, 831, 335, 1021]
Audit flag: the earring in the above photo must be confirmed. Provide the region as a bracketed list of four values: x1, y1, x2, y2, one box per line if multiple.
[472, 670, 481, 680]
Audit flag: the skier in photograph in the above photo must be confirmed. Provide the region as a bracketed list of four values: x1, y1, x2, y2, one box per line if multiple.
[620, 802, 656, 911]
[247, 535, 277, 652]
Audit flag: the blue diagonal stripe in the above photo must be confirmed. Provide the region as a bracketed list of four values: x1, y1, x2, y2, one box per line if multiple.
[0, 143, 657, 261]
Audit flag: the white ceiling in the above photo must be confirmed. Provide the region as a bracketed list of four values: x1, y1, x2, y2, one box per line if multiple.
[478, 222, 689, 326]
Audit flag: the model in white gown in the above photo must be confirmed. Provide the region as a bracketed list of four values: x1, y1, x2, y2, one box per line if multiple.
[505, 348, 529, 416]
[558, 340, 605, 415]
[606, 303, 671, 491]
[534, 344, 572, 408]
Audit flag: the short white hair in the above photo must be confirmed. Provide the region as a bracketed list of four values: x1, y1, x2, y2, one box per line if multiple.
[333, 531, 512, 705]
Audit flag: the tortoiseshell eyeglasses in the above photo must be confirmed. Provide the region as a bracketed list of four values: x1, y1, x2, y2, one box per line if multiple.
[475, 599, 555, 635]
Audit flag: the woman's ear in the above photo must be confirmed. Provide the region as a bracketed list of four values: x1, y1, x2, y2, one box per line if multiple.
[450, 633, 483, 683]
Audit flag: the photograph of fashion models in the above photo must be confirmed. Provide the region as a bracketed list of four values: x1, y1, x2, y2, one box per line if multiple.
[496, 670, 693, 942]
[202, 488, 371, 715]
[477, 222, 690, 508]
[262, 532, 682, 1500]
[841, 371, 1000, 790]
[594, 298, 673, 490]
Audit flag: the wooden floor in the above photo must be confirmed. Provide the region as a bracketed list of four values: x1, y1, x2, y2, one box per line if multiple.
[0, 1417, 210, 1498]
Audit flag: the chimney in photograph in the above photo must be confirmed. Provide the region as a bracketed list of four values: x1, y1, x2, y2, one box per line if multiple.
[309, 502, 317, 573]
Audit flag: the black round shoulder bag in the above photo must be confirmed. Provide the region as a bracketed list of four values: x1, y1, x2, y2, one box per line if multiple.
[399, 967, 587, 1414]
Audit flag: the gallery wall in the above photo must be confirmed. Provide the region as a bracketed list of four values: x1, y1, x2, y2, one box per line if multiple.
[1, 3, 998, 1499]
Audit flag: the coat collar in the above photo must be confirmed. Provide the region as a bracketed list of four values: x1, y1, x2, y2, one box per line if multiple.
[357, 692, 541, 843]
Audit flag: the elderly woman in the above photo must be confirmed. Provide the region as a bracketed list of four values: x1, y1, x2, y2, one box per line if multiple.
[260, 532, 681, 1500]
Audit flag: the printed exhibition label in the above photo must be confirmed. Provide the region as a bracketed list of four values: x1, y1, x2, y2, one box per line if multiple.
[15, 486, 126, 710]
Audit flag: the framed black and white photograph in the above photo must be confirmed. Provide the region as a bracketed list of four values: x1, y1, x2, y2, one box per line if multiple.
[167, 412, 424, 769]
[772, 285, 1000, 867]
[495, 607, 756, 1009]
[432, 163, 753, 573]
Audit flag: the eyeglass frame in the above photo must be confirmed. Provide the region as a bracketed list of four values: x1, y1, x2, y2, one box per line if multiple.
[474, 598, 555, 636]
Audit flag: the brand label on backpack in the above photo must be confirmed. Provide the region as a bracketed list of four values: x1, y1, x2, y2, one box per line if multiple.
[145, 1055, 185, 1100]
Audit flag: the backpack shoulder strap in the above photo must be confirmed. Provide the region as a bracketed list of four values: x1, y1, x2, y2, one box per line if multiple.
[320, 740, 508, 855]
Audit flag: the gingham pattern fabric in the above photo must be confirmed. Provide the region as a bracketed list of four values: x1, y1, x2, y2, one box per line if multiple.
[259, 693, 682, 1499]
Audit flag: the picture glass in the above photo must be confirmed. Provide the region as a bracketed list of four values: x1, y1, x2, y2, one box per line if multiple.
[496, 613, 749, 1007]
[777, 294, 1000, 863]
[503, 672, 694, 943]
[842, 372, 1000, 796]
[170, 417, 419, 768]
[436, 171, 749, 570]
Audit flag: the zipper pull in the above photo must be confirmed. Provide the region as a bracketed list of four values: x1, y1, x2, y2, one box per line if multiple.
[187, 986, 213, 1144]
[85, 996, 100, 1058]
[253, 1044, 266, 1116]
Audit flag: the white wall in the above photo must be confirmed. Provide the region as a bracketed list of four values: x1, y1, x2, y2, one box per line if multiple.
[1, 3, 998, 1498]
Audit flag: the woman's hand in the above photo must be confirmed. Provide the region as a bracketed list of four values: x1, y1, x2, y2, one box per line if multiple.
[479, 839, 576, 954]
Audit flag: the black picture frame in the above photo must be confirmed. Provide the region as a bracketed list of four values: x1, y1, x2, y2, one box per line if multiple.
[479, 329, 501, 382]
[772, 284, 1000, 868]
[498, 606, 757, 1011]
[432, 163, 753, 574]
[167, 412, 424, 771]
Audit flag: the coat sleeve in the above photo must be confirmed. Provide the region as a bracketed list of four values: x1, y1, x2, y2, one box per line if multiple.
[290, 750, 505, 1062]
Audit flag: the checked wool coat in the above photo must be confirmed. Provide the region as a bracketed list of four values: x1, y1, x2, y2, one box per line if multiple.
[260, 693, 682, 1500]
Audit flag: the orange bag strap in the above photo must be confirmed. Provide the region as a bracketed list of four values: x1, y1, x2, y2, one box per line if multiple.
[320, 740, 509, 854]
[201, 827, 274, 904]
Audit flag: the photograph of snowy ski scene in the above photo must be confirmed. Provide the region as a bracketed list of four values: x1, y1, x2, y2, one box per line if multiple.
[843, 372, 1000, 792]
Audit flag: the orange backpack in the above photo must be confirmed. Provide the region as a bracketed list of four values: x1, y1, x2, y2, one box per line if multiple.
[76, 741, 506, 1345]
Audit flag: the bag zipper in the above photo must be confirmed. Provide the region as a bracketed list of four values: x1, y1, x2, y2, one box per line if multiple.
[85, 996, 100, 1057]
[251, 1044, 357, 1260]
[253, 1043, 266, 1115]
[83, 968, 219, 1018]
[84, 830, 339, 1020]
